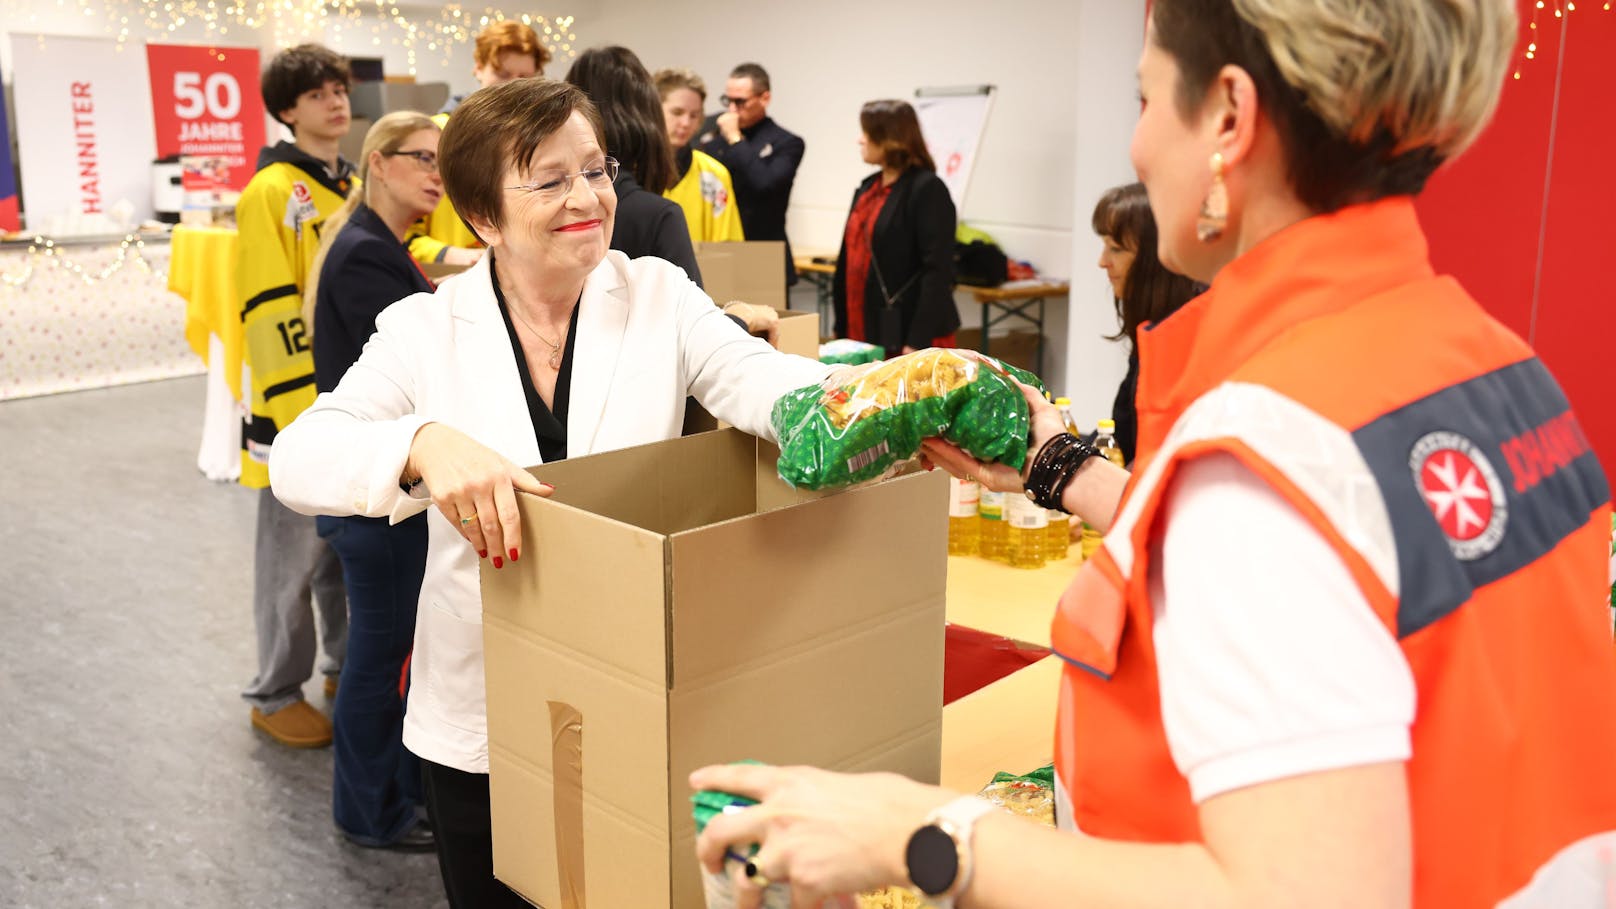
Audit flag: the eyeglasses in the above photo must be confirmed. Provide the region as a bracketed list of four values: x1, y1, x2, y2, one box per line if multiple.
[719, 95, 756, 109]
[506, 157, 620, 202]
[386, 149, 438, 173]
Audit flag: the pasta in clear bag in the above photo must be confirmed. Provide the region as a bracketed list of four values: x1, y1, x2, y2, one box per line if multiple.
[772, 348, 1045, 490]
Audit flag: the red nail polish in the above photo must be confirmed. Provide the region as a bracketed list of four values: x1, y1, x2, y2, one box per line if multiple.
[479, 549, 488, 559]
[509, 548, 519, 562]
[493, 556, 504, 569]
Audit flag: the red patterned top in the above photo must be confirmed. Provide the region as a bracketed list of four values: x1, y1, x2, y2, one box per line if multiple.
[841, 178, 894, 343]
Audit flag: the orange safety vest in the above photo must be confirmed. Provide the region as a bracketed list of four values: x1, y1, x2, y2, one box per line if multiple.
[1051, 198, 1616, 906]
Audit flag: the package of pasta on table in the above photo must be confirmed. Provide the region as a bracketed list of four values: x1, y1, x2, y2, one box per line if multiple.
[771, 347, 1045, 490]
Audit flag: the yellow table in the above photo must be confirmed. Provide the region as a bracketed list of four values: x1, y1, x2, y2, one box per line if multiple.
[939, 551, 1079, 788]
[945, 551, 1080, 649]
[169, 224, 241, 397]
[940, 656, 1059, 791]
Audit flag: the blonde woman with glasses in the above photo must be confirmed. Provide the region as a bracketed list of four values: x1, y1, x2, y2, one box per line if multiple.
[301, 109, 445, 853]
[693, 2, 1616, 906]
[269, 80, 830, 906]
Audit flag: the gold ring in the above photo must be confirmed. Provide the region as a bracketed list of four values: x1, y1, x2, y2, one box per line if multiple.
[460, 512, 477, 527]
[744, 861, 769, 889]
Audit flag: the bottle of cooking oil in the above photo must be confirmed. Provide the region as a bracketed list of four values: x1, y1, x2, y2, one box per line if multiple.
[947, 477, 980, 556]
[1055, 397, 1079, 436]
[1006, 494, 1049, 569]
[1045, 509, 1072, 561]
[978, 489, 1009, 562]
[1079, 420, 1126, 560]
[1042, 397, 1079, 561]
[1095, 419, 1126, 467]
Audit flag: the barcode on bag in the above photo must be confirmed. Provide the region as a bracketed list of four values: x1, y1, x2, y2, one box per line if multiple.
[846, 440, 891, 474]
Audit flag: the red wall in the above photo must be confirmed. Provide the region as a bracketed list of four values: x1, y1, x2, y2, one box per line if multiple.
[1415, 5, 1616, 489]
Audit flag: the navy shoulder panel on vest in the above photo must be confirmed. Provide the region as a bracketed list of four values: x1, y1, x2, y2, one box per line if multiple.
[1352, 357, 1610, 638]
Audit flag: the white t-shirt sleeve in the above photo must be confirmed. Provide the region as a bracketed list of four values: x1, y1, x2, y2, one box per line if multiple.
[1150, 452, 1416, 803]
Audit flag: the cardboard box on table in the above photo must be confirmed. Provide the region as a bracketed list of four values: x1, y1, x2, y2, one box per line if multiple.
[480, 428, 949, 908]
[685, 240, 819, 434]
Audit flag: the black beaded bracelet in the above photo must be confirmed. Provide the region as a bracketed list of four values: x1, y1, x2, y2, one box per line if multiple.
[1023, 433, 1102, 511]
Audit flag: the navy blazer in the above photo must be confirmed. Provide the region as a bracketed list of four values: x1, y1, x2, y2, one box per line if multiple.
[696, 115, 805, 284]
[831, 167, 959, 350]
[313, 203, 435, 392]
[609, 169, 703, 288]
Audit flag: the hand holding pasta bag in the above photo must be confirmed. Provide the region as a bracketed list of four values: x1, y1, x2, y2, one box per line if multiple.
[771, 348, 1045, 490]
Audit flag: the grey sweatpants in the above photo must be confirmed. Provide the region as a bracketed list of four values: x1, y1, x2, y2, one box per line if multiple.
[241, 487, 348, 713]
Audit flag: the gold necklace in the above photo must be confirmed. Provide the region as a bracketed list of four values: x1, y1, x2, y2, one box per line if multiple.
[506, 298, 565, 370]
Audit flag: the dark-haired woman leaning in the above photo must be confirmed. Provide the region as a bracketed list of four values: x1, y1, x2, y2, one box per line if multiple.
[1091, 182, 1202, 464]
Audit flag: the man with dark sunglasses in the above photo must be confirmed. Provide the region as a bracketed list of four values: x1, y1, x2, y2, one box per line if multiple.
[696, 62, 805, 285]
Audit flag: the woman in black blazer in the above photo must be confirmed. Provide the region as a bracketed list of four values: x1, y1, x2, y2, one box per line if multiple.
[303, 111, 442, 854]
[565, 46, 705, 288]
[832, 99, 959, 355]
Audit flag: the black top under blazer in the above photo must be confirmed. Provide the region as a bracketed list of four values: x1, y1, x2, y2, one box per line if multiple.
[313, 202, 436, 392]
[831, 167, 960, 351]
[608, 169, 703, 289]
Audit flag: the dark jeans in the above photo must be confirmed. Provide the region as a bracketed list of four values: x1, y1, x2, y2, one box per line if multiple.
[317, 513, 428, 845]
[421, 759, 531, 908]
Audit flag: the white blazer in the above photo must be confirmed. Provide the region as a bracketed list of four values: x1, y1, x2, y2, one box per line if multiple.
[270, 251, 829, 773]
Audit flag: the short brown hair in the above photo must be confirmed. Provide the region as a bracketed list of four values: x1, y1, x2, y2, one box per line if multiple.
[438, 79, 603, 241]
[1151, 0, 1514, 212]
[653, 67, 707, 102]
[859, 99, 935, 173]
[261, 44, 350, 129]
[474, 21, 551, 73]
[1091, 183, 1203, 344]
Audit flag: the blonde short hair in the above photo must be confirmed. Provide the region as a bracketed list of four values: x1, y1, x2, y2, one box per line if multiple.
[653, 67, 707, 102]
[1232, 0, 1515, 160]
[1152, 0, 1517, 210]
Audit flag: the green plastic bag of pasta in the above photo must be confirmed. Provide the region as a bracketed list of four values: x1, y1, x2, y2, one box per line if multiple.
[771, 348, 1045, 490]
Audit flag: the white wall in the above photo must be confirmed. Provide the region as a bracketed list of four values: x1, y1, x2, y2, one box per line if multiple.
[1066, 0, 1146, 426]
[567, 0, 1145, 400]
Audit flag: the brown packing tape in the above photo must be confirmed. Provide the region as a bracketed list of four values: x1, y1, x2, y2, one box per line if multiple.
[549, 700, 586, 909]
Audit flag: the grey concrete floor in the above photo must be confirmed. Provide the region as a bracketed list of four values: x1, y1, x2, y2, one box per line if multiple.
[0, 376, 447, 908]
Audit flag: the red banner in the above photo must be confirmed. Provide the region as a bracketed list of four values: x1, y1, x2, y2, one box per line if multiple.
[146, 44, 264, 193]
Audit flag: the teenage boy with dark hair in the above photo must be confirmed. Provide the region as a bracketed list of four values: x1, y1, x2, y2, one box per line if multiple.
[236, 42, 353, 748]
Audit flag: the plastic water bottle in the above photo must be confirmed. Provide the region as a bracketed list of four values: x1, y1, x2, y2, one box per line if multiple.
[1043, 397, 1078, 561]
[1006, 494, 1049, 569]
[948, 477, 980, 556]
[978, 489, 1009, 562]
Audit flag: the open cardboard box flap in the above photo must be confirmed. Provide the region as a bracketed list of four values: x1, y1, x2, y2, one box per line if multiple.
[481, 428, 947, 908]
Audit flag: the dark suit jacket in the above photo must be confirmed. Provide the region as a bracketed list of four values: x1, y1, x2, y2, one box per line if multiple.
[831, 167, 960, 350]
[609, 170, 703, 288]
[696, 115, 805, 284]
[313, 203, 435, 392]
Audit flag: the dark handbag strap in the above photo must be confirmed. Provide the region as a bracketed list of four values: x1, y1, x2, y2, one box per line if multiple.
[869, 254, 921, 311]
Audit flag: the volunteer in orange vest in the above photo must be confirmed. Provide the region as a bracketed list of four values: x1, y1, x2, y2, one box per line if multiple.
[692, 1, 1616, 906]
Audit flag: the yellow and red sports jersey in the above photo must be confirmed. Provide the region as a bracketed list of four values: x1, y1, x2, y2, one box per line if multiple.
[234, 141, 356, 488]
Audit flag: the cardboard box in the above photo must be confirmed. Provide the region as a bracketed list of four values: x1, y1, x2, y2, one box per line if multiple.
[681, 253, 819, 435]
[694, 240, 788, 310]
[481, 429, 948, 908]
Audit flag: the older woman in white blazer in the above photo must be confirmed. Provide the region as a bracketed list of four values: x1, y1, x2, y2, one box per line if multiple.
[268, 79, 825, 908]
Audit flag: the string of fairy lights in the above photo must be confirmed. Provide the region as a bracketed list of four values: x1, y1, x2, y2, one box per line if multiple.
[0, 1, 579, 74]
[0, 236, 161, 290]
[1515, 0, 1609, 79]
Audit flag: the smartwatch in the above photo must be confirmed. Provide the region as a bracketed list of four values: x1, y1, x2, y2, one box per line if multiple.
[904, 795, 997, 908]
